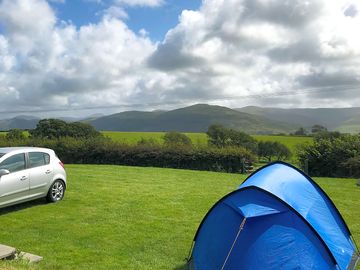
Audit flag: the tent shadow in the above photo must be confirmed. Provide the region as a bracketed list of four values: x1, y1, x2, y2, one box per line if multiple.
[173, 263, 189, 270]
[0, 198, 46, 216]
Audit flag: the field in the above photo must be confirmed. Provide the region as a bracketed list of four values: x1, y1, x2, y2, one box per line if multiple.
[0, 165, 358, 269]
[252, 135, 313, 152]
[0, 131, 313, 154]
[102, 131, 313, 150]
[101, 131, 208, 146]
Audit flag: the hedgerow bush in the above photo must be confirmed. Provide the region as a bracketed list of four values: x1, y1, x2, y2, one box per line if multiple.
[0, 136, 255, 173]
[297, 132, 360, 177]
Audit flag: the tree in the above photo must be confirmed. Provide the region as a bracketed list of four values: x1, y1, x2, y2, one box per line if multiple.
[258, 141, 274, 161]
[206, 124, 257, 152]
[342, 156, 360, 178]
[67, 122, 102, 139]
[6, 129, 25, 140]
[258, 141, 291, 162]
[227, 129, 258, 152]
[314, 131, 342, 141]
[163, 131, 192, 148]
[274, 142, 291, 161]
[206, 124, 229, 147]
[311, 124, 327, 134]
[297, 133, 360, 177]
[294, 127, 307, 136]
[30, 119, 101, 139]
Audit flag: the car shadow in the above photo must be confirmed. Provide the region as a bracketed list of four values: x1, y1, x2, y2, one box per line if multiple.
[0, 198, 47, 215]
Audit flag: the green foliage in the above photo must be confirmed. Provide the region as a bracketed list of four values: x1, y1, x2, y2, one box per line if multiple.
[0, 136, 254, 173]
[136, 138, 160, 147]
[163, 131, 192, 148]
[258, 141, 292, 161]
[294, 127, 307, 136]
[311, 124, 327, 134]
[102, 131, 313, 154]
[342, 156, 360, 178]
[5, 129, 25, 140]
[29, 119, 101, 139]
[297, 132, 360, 177]
[207, 124, 257, 152]
[314, 130, 342, 140]
[103, 131, 207, 145]
[206, 124, 228, 147]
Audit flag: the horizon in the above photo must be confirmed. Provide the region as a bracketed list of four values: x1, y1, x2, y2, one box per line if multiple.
[1, 103, 360, 120]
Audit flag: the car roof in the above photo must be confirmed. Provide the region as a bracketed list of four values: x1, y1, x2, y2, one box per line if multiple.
[0, 147, 54, 155]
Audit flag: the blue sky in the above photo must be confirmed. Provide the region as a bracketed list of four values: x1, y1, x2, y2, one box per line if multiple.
[50, 0, 202, 41]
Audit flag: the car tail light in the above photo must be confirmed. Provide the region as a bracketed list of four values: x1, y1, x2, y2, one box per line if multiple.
[59, 161, 65, 169]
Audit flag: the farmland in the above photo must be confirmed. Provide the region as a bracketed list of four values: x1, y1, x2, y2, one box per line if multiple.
[0, 165, 358, 269]
[0, 131, 313, 154]
[102, 131, 313, 150]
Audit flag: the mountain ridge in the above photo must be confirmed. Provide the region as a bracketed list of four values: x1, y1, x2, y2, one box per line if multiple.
[0, 104, 359, 133]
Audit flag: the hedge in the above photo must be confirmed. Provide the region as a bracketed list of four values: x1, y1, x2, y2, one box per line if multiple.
[0, 137, 255, 173]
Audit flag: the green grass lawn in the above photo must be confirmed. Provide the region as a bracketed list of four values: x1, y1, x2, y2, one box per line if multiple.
[0, 165, 358, 269]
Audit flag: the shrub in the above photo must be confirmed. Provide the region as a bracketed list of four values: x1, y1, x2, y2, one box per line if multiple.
[207, 124, 257, 152]
[297, 133, 360, 177]
[5, 129, 25, 140]
[163, 132, 192, 148]
[0, 136, 255, 173]
[30, 119, 102, 139]
[258, 141, 291, 162]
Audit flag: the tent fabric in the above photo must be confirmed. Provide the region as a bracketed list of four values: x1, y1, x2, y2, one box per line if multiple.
[191, 162, 359, 270]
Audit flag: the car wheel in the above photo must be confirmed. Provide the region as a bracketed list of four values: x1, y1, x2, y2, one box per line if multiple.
[46, 180, 65, 203]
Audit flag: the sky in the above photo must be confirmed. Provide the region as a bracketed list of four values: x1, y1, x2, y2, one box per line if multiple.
[0, 0, 360, 118]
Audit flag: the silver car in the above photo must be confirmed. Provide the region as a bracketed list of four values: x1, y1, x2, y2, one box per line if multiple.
[0, 147, 67, 208]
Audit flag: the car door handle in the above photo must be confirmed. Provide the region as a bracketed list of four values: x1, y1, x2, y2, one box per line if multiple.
[20, 176, 28, 181]
[45, 170, 52, 174]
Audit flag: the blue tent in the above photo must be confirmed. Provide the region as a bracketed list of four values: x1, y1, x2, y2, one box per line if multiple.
[190, 162, 359, 270]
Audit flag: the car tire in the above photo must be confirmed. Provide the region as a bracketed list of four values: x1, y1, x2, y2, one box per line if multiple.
[46, 180, 65, 203]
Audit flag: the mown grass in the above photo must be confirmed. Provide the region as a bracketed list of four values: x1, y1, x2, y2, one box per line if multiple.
[0, 165, 358, 269]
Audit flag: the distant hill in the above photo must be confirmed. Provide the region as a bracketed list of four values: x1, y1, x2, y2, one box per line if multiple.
[87, 104, 295, 133]
[0, 116, 40, 131]
[236, 106, 360, 133]
[2, 104, 359, 134]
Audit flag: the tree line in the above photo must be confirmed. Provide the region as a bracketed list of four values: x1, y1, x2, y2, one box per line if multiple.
[1, 119, 293, 174]
[8, 119, 359, 178]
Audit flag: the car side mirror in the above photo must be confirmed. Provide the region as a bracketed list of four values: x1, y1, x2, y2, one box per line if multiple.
[0, 169, 10, 177]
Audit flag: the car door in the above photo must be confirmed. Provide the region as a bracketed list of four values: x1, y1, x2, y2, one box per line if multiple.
[27, 152, 54, 198]
[0, 153, 29, 207]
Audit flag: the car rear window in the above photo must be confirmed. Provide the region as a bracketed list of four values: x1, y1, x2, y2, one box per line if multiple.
[28, 152, 50, 168]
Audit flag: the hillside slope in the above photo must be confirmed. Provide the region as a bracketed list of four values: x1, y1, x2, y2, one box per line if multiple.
[237, 106, 360, 133]
[0, 116, 39, 131]
[88, 104, 295, 133]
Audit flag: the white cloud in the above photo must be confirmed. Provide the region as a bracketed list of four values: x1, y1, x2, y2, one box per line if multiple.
[0, 0, 158, 114]
[148, 0, 360, 108]
[48, 0, 65, 3]
[0, 0, 360, 117]
[114, 0, 164, 7]
[102, 5, 128, 19]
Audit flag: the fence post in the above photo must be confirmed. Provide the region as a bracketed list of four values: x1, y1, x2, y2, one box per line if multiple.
[304, 159, 309, 175]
